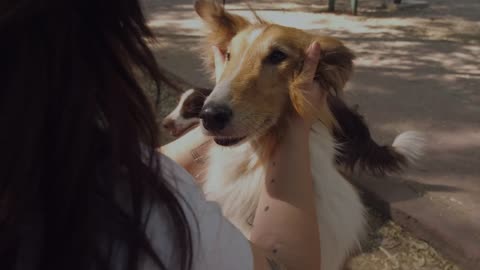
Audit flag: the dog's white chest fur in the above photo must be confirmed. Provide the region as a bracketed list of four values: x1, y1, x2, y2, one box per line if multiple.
[203, 122, 367, 270]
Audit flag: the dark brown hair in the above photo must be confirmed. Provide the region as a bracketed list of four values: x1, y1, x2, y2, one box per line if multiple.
[0, 1, 192, 270]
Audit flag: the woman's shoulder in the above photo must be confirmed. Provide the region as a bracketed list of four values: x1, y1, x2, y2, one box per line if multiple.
[157, 153, 200, 193]
[143, 153, 253, 270]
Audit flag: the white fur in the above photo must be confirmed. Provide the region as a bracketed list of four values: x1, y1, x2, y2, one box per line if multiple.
[392, 131, 426, 165]
[309, 123, 367, 270]
[203, 143, 263, 237]
[247, 28, 265, 45]
[203, 122, 367, 269]
[167, 89, 194, 121]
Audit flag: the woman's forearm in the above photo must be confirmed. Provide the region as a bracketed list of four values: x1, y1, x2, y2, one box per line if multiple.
[250, 43, 323, 270]
[159, 126, 212, 179]
[250, 120, 321, 270]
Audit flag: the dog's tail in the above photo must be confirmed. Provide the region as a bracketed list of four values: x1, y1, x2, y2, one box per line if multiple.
[391, 131, 425, 166]
[339, 130, 426, 176]
[329, 96, 425, 176]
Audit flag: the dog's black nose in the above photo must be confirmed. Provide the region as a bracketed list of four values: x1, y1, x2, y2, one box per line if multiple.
[199, 103, 232, 132]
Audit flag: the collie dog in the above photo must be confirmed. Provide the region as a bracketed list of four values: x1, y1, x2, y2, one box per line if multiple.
[190, 1, 424, 269]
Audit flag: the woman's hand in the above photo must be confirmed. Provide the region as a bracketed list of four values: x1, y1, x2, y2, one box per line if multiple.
[287, 42, 324, 139]
[249, 42, 323, 270]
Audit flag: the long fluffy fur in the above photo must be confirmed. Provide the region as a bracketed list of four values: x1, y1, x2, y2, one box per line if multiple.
[392, 131, 426, 165]
[329, 95, 424, 175]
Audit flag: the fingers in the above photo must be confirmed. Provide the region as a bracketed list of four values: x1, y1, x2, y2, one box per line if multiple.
[212, 46, 225, 83]
[302, 42, 322, 81]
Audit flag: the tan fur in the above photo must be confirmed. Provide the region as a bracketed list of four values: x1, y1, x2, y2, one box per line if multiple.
[195, 0, 251, 80]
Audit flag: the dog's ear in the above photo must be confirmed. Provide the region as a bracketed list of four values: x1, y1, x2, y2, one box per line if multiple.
[195, 0, 250, 77]
[313, 39, 355, 97]
[195, 0, 250, 48]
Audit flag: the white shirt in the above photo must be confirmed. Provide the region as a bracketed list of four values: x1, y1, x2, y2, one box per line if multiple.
[142, 154, 253, 270]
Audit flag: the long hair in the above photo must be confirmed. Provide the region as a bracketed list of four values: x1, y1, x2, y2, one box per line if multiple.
[0, 1, 192, 270]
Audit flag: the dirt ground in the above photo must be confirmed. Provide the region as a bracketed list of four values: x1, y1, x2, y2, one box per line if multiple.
[144, 0, 479, 269]
[347, 209, 460, 270]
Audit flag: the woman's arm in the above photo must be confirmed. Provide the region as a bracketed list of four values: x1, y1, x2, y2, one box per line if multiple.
[158, 127, 212, 180]
[250, 118, 320, 270]
[249, 42, 323, 270]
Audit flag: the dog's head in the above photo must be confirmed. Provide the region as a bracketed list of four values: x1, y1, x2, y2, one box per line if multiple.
[195, 0, 355, 146]
[163, 88, 211, 137]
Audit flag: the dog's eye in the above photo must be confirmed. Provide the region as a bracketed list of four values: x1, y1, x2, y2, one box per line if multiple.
[226, 52, 231, 61]
[265, 49, 287, 65]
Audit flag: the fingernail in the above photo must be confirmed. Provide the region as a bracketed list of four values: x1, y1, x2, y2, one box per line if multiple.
[310, 42, 321, 57]
[307, 42, 314, 51]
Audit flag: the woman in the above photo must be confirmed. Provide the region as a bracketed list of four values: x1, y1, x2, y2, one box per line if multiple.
[0, 0, 323, 269]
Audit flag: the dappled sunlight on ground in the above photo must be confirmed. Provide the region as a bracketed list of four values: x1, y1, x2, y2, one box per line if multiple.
[347, 213, 461, 270]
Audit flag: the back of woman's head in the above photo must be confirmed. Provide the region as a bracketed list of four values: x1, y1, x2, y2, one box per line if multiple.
[0, 1, 192, 269]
